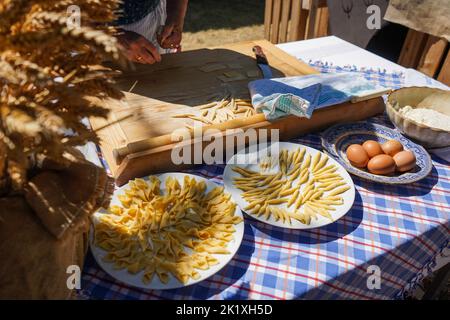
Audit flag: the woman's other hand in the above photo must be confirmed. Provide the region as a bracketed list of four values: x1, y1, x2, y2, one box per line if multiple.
[158, 0, 188, 50]
[117, 29, 162, 64]
[157, 24, 182, 50]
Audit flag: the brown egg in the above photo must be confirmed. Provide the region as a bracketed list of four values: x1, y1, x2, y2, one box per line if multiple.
[367, 154, 396, 175]
[362, 140, 384, 158]
[381, 140, 404, 156]
[346, 144, 369, 168]
[393, 150, 416, 172]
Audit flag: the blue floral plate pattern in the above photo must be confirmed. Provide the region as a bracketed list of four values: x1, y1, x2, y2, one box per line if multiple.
[321, 122, 432, 184]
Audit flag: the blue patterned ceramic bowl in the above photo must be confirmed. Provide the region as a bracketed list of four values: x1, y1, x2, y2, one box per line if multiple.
[321, 122, 432, 184]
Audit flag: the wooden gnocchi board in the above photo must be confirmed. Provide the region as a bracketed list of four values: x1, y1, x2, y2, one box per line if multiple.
[90, 40, 385, 186]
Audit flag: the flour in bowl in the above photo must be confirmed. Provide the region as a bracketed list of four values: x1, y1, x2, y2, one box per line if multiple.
[399, 106, 450, 131]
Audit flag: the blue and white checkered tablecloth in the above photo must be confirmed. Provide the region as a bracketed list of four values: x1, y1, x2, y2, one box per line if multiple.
[80, 63, 450, 300]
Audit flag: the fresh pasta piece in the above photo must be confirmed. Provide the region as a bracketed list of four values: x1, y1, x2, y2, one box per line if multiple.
[301, 189, 315, 204]
[311, 153, 321, 170]
[315, 198, 344, 205]
[288, 166, 303, 182]
[287, 189, 299, 207]
[317, 178, 343, 185]
[307, 201, 336, 211]
[301, 154, 311, 171]
[294, 148, 306, 165]
[314, 165, 337, 176]
[232, 166, 257, 177]
[328, 185, 351, 196]
[280, 187, 297, 197]
[318, 181, 347, 191]
[287, 149, 296, 168]
[263, 206, 272, 220]
[309, 204, 333, 220]
[314, 172, 341, 180]
[313, 155, 329, 172]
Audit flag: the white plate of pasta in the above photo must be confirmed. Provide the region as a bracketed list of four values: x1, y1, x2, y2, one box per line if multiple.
[90, 173, 244, 290]
[223, 142, 355, 229]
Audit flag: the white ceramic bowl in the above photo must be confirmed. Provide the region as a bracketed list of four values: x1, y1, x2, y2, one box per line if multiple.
[386, 87, 450, 148]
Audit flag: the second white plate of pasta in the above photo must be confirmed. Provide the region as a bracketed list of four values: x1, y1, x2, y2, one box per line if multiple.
[90, 173, 244, 290]
[223, 142, 355, 230]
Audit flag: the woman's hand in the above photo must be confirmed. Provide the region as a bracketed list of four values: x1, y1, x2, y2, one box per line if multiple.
[117, 29, 161, 64]
[157, 23, 182, 50]
[157, 0, 188, 49]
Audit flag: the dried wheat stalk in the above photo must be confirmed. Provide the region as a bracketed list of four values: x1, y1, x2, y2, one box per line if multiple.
[0, 0, 125, 193]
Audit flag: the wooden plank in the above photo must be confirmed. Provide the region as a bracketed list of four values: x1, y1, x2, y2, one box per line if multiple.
[270, 0, 282, 43]
[398, 29, 428, 68]
[302, 0, 327, 10]
[437, 50, 450, 86]
[279, 0, 292, 43]
[264, 0, 273, 40]
[315, 6, 329, 38]
[288, 0, 302, 41]
[297, 6, 309, 41]
[306, 0, 318, 39]
[417, 36, 448, 78]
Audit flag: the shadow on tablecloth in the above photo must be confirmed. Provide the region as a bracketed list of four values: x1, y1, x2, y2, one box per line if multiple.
[81, 221, 257, 300]
[357, 165, 439, 198]
[249, 189, 364, 245]
[295, 221, 450, 300]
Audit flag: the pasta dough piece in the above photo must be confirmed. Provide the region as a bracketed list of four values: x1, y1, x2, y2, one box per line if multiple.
[287, 190, 299, 208]
[318, 181, 346, 191]
[315, 165, 337, 176]
[311, 153, 321, 170]
[328, 185, 351, 196]
[313, 155, 329, 172]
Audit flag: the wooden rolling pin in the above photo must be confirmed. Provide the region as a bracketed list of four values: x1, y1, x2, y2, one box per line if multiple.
[113, 113, 267, 164]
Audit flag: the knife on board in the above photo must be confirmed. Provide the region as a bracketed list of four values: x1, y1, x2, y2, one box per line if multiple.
[252, 45, 273, 79]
